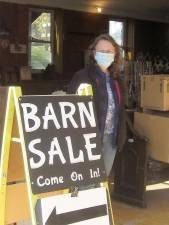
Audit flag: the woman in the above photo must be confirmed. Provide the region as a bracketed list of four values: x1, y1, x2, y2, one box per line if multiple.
[68, 34, 126, 176]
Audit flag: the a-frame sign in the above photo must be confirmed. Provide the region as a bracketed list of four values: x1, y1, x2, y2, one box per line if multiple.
[0, 86, 115, 225]
[0, 87, 33, 224]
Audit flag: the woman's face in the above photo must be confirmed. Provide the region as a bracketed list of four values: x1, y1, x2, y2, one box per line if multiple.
[94, 39, 116, 72]
[95, 40, 115, 54]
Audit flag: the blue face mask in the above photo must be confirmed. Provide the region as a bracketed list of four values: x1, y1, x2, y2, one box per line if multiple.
[94, 51, 115, 69]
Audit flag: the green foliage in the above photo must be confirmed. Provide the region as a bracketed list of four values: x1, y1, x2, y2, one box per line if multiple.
[31, 45, 51, 70]
[32, 13, 51, 41]
[30, 12, 52, 70]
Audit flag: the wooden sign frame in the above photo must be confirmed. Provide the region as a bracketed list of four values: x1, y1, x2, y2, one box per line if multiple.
[0, 86, 114, 225]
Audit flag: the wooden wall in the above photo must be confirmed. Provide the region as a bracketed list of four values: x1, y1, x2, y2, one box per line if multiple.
[0, 2, 28, 69]
[134, 20, 169, 59]
[0, 2, 129, 83]
[0, 2, 111, 82]
[1, 1, 169, 85]
[62, 10, 109, 79]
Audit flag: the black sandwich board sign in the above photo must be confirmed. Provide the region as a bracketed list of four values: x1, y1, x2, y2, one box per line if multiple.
[19, 95, 107, 194]
[0, 87, 114, 225]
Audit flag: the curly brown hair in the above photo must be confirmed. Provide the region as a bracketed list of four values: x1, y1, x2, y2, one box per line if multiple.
[88, 33, 122, 79]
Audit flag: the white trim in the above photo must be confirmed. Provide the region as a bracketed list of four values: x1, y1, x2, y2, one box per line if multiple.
[11, 137, 21, 143]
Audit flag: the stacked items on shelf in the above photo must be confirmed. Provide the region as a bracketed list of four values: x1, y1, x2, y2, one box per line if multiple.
[124, 60, 153, 108]
[124, 53, 169, 109]
[134, 75, 169, 164]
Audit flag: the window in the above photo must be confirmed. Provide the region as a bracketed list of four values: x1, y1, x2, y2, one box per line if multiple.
[109, 20, 124, 47]
[29, 9, 54, 71]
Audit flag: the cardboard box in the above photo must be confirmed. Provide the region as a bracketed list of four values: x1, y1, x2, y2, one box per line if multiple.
[141, 75, 169, 111]
[134, 111, 169, 163]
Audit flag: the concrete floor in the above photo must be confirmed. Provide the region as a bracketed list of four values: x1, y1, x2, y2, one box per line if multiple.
[112, 182, 169, 225]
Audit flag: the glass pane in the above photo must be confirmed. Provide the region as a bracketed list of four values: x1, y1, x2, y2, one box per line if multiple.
[109, 21, 124, 46]
[31, 12, 51, 42]
[31, 42, 52, 70]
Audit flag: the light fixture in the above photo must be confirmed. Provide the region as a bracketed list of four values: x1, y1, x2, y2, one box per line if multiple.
[97, 7, 102, 13]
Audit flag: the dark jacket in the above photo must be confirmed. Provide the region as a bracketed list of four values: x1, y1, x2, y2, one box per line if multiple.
[68, 65, 127, 152]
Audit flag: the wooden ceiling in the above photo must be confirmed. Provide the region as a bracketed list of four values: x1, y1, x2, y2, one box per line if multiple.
[1, 0, 169, 22]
